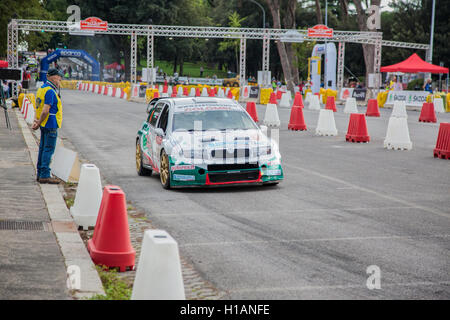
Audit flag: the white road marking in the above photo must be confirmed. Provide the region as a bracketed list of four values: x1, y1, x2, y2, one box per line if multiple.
[284, 163, 450, 219]
[150, 206, 417, 217]
[179, 234, 450, 247]
[229, 281, 450, 294]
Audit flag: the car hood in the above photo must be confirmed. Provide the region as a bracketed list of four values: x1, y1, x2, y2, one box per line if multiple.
[171, 129, 273, 151]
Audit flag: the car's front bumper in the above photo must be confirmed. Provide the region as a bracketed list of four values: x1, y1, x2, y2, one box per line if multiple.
[169, 160, 284, 188]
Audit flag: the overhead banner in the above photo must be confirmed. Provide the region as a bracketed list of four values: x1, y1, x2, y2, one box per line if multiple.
[386, 91, 429, 106]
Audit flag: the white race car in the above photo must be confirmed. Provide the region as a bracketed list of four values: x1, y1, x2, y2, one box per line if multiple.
[136, 97, 284, 189]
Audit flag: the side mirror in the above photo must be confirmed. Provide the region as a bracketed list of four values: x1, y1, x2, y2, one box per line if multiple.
[155, 128, 165, 137]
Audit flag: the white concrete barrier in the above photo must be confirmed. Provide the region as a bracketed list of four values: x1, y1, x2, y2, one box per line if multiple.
[315, 109, 337, 136]
[51, 141, 80, 182]
[70, 164, 103, 230]
[131, 229, 185, 300]
[304, 92, 312, 108]
[391, 101, 408, 119]
[434, 98, 445, 113]
[107, 87, 113, 97]
[344, 97, 358, 114]
[115, 88, 122, 98]
[189, 88, 196, 97]
[177, 86, 183, 97]
[308, 95, 321, 110]
[201, 87, 208, 97]
[384, 117, 412, 150]
[167, 86, 173, 96]
[279, 92, 291, 108]
[263, 103, 280, 127]
[217, 88, 225, 98]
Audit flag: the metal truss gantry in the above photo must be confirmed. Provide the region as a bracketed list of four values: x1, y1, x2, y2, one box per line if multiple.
[7, 19, 430, 97]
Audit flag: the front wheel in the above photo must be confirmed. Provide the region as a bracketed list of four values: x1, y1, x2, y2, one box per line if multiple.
[160, 150, 171, 189]
[136, 140, 152, 176]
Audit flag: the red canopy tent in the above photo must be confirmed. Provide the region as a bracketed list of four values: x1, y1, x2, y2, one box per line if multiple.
[380, 53, 448, 74]
[104, 62, 125, 70]
[0, 60, 8, 68]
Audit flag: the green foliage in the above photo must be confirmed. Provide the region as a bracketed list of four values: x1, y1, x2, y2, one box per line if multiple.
[0, 0, 53, 56]
[89, 266, 132, 300]
[292, 41, 316, 80]
[407, 78, 424, 90]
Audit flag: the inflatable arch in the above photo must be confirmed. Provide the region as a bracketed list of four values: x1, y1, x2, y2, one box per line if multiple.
[310, 43, 336, 94]
[39, 49, 100, 82]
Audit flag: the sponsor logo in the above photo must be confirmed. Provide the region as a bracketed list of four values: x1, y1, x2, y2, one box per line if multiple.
[171, 165, 195, 172]
[80, 17, 108, 31]
[173, 174, 196, 181]
[308, 24, 333, 38]
[263, 169, 281, 176]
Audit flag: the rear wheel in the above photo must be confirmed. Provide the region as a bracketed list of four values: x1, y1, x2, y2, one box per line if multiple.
[160, 150, 171, 189]
[136, 140, 152, 176]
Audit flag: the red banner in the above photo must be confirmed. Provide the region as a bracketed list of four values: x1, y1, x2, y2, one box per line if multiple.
[307, 24, 333, 38]
[80, 17, 108, 31]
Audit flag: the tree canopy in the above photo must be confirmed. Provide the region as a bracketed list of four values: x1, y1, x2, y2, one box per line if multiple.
[0, 0, 447, 82]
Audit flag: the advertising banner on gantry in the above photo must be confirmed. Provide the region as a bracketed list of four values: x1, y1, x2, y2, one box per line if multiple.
[386, 91, 429, 106]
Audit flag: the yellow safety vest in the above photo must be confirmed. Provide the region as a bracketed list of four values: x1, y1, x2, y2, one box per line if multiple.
[36, 84, 63, 128]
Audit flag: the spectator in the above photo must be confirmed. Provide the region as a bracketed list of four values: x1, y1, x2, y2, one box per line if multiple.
[423, 78, 433, 94]
[200, 66, 204, 77]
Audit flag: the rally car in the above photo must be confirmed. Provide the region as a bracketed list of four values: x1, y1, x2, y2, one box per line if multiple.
[136, 97, 284, 189]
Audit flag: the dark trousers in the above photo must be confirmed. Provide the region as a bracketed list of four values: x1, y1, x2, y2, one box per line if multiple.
[37, 127, 58, 179]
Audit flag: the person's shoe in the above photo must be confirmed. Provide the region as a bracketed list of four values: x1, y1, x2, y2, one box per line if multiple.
[38, 177, 60, 184]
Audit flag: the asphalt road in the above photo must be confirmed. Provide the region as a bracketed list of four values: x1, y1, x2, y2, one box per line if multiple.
[60, 90, 450, 299]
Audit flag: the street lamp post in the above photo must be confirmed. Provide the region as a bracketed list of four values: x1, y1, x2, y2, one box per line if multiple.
[247, 0, 266, 29]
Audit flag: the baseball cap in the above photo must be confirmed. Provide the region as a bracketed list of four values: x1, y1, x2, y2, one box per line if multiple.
[47, 68, 64, 77]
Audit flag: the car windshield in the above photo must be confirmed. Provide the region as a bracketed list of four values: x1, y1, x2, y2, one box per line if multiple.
[172, 109, 257, 131]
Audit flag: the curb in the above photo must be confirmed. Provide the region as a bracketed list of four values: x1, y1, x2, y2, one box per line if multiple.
[14, 109, 105, 299]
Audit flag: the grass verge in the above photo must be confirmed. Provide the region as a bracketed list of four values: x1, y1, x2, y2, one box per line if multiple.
[89, 266, 132, 300]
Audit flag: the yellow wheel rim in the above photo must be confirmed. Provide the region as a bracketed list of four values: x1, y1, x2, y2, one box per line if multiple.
[136, 143, 141, 171]
[160, 152, 169, 185]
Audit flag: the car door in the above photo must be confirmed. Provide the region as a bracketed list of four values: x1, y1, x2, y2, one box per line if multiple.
[148, 102, 165, 171]
[140, 108, 153, 167]
[154, 104, 170, 169]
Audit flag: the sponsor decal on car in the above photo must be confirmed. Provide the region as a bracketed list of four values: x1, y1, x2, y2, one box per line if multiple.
[172, 174, 196, 181]
[171, 164, 195, 172]
[263, 169, 282, 176]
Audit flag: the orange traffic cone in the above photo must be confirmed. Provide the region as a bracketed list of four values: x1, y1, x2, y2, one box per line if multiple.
[288, 106, 307, 131]
[346, 113, 370, 143]
[366, 99, 380, 117]
[419, 102, 437, 123]
[246, 102, 258, 122]
[325, 96, 337, 112]
[433, 122, 450, 159]
[88, 186, 135, 272]
[269, 92, 277, 104]
[293, 92, 304, 108]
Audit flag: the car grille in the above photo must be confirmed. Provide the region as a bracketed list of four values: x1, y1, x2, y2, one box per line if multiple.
[208, 170, 260, 183]
[211, 148, 249, 159]
[207, 163, 259, 171]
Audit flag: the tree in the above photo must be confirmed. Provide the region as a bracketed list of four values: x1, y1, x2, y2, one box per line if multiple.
[0, 0, 53, 57]
[352, 0, 381, 81]
[265, 0, 295, 92]
[282, 0, 300, 85]
[218, 12, 246, 74]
